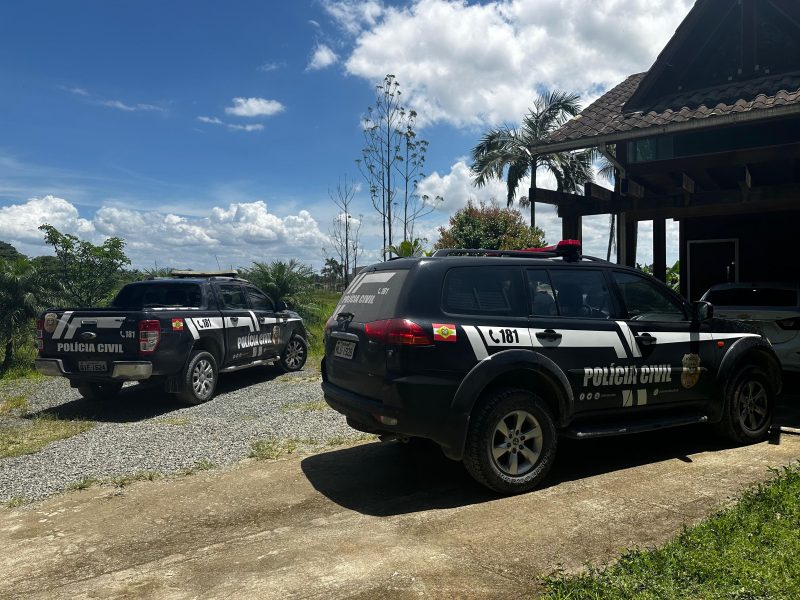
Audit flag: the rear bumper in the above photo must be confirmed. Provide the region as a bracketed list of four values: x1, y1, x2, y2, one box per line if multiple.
[321, 380, 468, 460]
[35, 358, 153, 381]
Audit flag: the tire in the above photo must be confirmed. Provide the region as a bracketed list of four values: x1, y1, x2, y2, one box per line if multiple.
[78, 382, 123, 401]
[463, 387, 558, 495]
[714, 366, 774, 444]
[176, 350, 218, 405]
[279, 335, 308, 372]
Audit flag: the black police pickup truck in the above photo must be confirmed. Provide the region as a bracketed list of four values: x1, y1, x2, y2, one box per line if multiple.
[35, 271, 308, 404]
[322, 241, 782, 494]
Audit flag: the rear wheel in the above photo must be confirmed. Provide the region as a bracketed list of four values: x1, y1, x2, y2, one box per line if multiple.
[78, 382, 123, 401]
[714, 366, 774, 444]
[279, 335, 308, 372]
[463, 387, 557, 494]
[177, 350, 218, 405]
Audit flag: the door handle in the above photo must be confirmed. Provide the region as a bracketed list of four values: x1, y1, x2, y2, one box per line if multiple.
[635, 333, 657, 345]
[230, 316, 238, 324]
[536, 329, 562, 342]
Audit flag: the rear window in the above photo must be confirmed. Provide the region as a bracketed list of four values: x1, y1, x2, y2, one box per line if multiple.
[112, 283, 203, 309]
[442, 266, 525, 316]
[334, 270, 409, 322]
[705, 287, 798, 307]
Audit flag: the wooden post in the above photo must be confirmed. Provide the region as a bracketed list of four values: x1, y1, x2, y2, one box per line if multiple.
[617, 212, 627, 265]
[653, 218, 667, 282]
[561, 212, 582, 242]
[625, 218, 638, 267]
[678, 219, 687, 299]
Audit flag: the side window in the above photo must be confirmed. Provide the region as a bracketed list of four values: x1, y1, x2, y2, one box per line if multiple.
[246, 286, 274, 311]
[442, 266, 525, 316]
[548, 269, 612, 319]
[527, 269, 557, 317]
[612, 271, 687, 322]
[217, 284, 248, 310]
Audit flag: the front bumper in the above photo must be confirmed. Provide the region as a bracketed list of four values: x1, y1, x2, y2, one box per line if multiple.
[35, 358, 153, 381]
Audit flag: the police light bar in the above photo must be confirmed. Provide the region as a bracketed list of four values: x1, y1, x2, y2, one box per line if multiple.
[521, 239, 582, 261]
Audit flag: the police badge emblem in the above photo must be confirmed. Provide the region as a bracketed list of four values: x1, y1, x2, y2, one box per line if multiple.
[681, 353, 701, 389]
[44, 312, 58, 334]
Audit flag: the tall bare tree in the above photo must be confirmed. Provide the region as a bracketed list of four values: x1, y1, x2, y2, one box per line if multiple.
[325, 176, 362, 287]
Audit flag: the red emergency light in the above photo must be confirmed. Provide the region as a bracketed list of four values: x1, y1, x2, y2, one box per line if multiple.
[521, 239, 582, 261]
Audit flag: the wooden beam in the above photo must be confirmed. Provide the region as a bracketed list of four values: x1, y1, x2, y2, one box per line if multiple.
[585, 182, 613, 202]
[653, 218, 667, 282]
[627, 179, 645, 199]
[629, 197, 800, 221]
[533, 188, 582, 205]
[561, 214, 582, 242]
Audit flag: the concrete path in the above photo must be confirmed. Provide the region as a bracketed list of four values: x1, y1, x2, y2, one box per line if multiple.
[2, 410, 799, 599]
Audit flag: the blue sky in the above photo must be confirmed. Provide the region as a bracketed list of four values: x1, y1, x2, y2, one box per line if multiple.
[0, 0, 691, 270]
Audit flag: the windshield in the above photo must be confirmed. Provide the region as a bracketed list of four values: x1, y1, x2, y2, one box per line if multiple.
[705, 287, 798, 307]
[112, 282, 203, 309]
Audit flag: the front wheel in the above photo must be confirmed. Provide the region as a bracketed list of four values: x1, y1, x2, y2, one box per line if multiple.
[78, 382, 123, 401]
[463, 387, 557, 495]
[279, 335, 308, 372]
[177, 350, 218, 405]
[714, 366, 774, 444]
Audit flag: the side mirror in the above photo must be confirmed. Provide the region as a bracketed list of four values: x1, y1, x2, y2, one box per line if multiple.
[691, 300, 713, 323]
[275, 300, 287, 312]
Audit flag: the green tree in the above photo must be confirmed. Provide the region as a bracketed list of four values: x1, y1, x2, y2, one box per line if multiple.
[243, 259, 315, 308]
[385, 238, 428, 258]
[0, 257, 55, 374]
[470, 90, 594, 227]
[434, 200, 546, 250]
[0, 241, 23, 263]
[38, 224, 130, 307]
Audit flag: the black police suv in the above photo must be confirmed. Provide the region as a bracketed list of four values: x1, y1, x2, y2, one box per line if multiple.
[321, 241, 781, 494]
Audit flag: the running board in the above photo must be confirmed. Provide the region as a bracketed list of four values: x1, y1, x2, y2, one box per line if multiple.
[220, 358, 278, 373]
[563, 414, 708, 439]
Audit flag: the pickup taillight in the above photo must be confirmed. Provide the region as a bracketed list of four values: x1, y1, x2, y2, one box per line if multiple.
[36, 319, 43, 354]
[138, 320, 161, 355]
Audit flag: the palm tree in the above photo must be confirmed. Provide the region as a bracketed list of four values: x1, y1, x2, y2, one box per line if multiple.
[384, 238, 427, 258]
[471, 90, 595, 227]
[0, 258, 54, 374]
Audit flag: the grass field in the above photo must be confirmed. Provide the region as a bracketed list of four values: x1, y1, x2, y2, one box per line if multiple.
[301, 290, 340, 362]
[541, 464, 800, 599]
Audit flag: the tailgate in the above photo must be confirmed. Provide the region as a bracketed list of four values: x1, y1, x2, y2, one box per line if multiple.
[41, 310, 140, 374]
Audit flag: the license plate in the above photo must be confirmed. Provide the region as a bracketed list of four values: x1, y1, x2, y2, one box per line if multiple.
[334, 340, 356, 360]
[78, 361, 107, 373]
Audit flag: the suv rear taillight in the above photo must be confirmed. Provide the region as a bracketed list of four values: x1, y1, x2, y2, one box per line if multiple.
[36, 319, 43, 354]
[365, 319, 432, 346]
[138, 320, 161, 355]
[776, 317, 800, 330]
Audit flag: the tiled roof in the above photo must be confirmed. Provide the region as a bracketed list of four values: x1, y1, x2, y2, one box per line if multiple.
[547, 72, 800, 146]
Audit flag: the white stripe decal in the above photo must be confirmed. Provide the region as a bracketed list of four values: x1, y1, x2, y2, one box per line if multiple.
[52, 311, 72, 340]
[622, 390, 633, 407]
[185, 319, 200, 340]
[530, 329, 628, 359]
[637, 389, 647, 406]
[615, 321, 642, 358]
[249, 311, 260, 332]
[463, 326, 488, 361]
[350, 271, 395, 292]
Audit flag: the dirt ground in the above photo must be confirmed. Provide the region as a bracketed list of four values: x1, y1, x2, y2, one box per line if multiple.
[2, 404, 800, 599]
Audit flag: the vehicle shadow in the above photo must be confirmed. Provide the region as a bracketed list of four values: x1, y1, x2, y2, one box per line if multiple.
[303, 393, 800, 517]
[29, 365, 289, 423]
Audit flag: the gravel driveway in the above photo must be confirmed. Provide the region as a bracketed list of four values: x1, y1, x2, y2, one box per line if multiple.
[0, 366, 356, 503]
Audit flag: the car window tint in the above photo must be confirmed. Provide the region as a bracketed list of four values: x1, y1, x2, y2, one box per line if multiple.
[443, 266, 524, 316]
[527, 269, 558, 316]
[112, 283, 203, 309]
[246, 287, 274, 311]
[335, 269, 409, 322]
[548, 269, 612, 319]
[612, 271, 686, 321]
[705, 287, 798, 307]
[218, 284, 248, 310]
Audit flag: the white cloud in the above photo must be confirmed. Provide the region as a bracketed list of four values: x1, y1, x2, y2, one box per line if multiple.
[258, 61, 285, 72]
[0, 195, 95, 244]
[224, 97, 285, 118]
[0, 196, 329, 268]
[306, 44, 339, 71]
[340, 0, 693, 128]
[197, 116, 264, 132]
[322, 0, 384, 35]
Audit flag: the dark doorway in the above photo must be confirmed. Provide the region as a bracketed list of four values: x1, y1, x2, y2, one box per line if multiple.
[687, 239, 738, 301]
